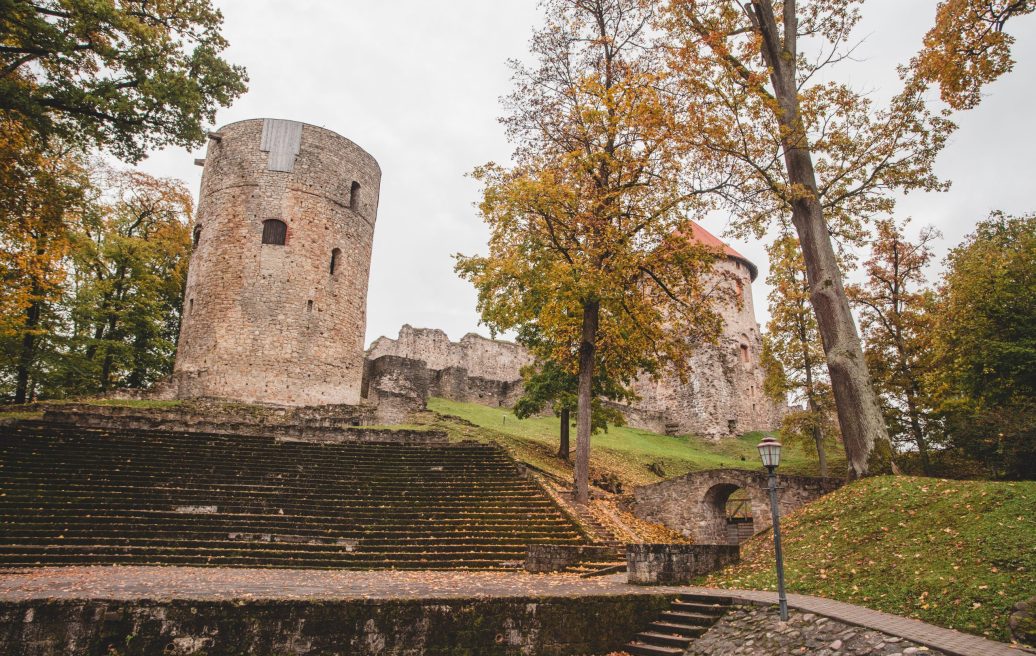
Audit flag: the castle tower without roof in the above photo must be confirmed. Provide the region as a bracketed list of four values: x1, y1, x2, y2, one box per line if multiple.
[172, 118, 380, 406]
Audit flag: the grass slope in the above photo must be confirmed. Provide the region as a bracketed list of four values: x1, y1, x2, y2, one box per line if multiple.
[426, 397, 838, 486]
[702, 475, 1036, 643]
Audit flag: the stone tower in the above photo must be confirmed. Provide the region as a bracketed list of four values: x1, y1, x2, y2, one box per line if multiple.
[172, 118, 380, 406]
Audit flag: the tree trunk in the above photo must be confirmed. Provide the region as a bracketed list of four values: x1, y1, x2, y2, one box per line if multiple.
[807, 399, 829, 477]
[14, 299, 42, 404]
[904, 383, 930, 474]
[558, 407, 571, 461]
[751, 0, 895, 479]
[574, 299, 600, 504]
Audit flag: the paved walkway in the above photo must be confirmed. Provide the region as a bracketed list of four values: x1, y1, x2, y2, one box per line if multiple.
[0, 567, 1030, 656]
[683, 586, 1034, 656]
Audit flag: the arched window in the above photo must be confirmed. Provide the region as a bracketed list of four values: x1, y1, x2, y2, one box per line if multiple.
[330, 247, 341, 274]
[350, 181, 361, 212]
[192, 225, 202, 246]
[740, 344, 749, 363]
[262, 219, 287, 245]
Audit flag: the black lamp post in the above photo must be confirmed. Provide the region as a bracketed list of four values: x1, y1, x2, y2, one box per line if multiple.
[757, 435, 789, 621]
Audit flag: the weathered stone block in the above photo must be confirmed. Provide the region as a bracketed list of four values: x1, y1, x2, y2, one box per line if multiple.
[524, 545, 618, 573]
[627, 543, 741, 585]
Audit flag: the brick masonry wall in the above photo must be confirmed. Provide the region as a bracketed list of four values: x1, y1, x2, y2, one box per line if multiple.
[173, 119, 380, 406]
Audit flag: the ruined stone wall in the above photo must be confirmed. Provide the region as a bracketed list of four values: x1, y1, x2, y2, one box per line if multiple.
[173, 118, 380, 406]
[367, 325, 534, 383]
[369, 253, 783, 437]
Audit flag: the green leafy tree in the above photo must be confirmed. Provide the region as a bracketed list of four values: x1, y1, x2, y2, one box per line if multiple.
[66, 166, 192, 393]
[849, 220, 940, 474]
[760, 233, 837, 476]
[457, 0, 729, 503]
[929, 213, 1036, 479]
[0, 119, 93, 403]
[514, 358, 633, 461]
[0, 0, 247, 161]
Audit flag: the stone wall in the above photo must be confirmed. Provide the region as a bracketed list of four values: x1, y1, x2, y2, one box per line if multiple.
[173, 118, 380, 406]
[632, 469, 843, 544]
[39, 402, 448, 445]
[627, 544, 741, 585]
[524, 545, 619, 573]
[368, 325, 534, 383]
[0, 595, 674, 656]
[369, 241, 785, 439]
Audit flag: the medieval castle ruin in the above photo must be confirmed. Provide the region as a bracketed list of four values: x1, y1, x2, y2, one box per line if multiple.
[366, 222, 783, 438]
[172, 119, 379, 406]
[167, 117, 780, 438]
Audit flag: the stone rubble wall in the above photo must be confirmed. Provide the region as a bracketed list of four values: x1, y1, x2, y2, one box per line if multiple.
[626, 544, 741, 585]
[0, 595, 674, 656]
[632, 469, 843, 544]
[367, 308, 785, 438]
[687, 605, 948, 656]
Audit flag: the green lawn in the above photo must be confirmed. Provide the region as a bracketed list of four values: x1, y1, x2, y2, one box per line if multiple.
[702, 475, 1036, 643]
[426, 397, 840, 486]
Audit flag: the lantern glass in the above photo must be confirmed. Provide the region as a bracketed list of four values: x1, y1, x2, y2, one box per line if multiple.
[757, 436, 782, 469]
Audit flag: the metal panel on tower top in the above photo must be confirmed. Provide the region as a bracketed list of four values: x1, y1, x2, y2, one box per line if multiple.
[260, 119, 303, 172]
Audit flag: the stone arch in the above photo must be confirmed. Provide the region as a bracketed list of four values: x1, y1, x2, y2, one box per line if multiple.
[702, 482, 756, 545]
[632, 468, 843, 544]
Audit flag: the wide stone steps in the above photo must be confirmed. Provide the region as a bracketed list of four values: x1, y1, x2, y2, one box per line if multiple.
[625, 594, 731, 656]
[0, 422, 589, 569]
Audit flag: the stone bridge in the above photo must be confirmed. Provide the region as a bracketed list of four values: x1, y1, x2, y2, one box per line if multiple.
[631, 469, 842, 544]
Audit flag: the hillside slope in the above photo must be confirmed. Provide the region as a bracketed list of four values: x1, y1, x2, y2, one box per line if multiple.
[702, 476, 1036, 643]
[425, 397, 839, 488]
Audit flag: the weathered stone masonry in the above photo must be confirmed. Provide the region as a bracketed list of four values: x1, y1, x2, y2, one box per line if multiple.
[173, 118, 380, 406]
[367, 223, 786, 438]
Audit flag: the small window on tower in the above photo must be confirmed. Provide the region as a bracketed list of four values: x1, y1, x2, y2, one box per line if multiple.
[193, 225, 202, 246]
[262, 219, 287, 245]
[350, 181, 361, 212]
[740, 344, 749, 362]
[330, 248, 341, 274]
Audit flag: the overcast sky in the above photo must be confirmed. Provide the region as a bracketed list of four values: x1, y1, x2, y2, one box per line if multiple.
[137, 1, 1036, 347]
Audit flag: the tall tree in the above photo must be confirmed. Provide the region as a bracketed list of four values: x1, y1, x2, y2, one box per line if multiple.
[0, 0, 247, 161]
[457, 0, 730, 503]
[760, 233, 835, 476]
[928, 213, 1036, 479]
[914, 0, 1035, 110]
[662, 1, 954, 477]
[68, 167, 192, 392]
[0, 118, 92, 403]
[849, 220, 940, 474]
[513, 358, 633, 460]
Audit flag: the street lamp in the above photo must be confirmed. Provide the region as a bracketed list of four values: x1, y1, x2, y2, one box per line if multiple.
[757, 435, 789, 621]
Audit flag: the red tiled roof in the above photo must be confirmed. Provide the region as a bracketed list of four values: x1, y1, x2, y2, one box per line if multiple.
[684, 220, 758, 281]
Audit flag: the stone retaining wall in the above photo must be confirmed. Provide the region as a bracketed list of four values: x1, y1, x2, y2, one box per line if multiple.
[627, 544, 740, 585]
[0, 595, 674, 656]
[524, 545, 619, 573]
[40, 402, 446, 445]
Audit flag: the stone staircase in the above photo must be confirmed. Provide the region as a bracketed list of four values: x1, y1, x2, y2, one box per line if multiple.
[0, 421, 588, 569]
[552, 490, 626, 576]
[624, 593, 732, 655]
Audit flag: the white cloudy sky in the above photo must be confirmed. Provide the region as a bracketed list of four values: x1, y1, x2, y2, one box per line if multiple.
[138, 1, 1036, 347]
